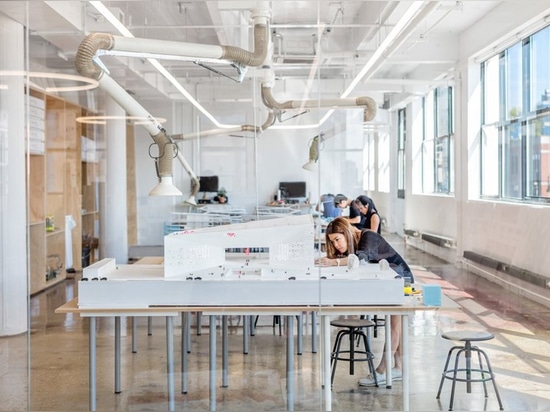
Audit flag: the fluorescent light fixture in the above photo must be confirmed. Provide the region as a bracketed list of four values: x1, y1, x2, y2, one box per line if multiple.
[90, 1, 237, 129]
[89, 1, 134, 37]
[149, 176, 183, 196]
[0, 71, 98, 92]
[341, 1, 425, 98]
[76, 115, 167, 125]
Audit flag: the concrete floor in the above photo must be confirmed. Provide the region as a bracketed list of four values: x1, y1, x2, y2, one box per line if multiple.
[2, 238, 550, 411]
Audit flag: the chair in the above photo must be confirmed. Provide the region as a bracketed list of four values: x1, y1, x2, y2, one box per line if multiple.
[330, 318, 377, 386]
[436, 330, 504, 411]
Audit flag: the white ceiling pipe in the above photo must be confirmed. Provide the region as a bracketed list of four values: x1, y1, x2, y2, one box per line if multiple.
[75, 9, 270, 196]
[261, 85, 377, 122]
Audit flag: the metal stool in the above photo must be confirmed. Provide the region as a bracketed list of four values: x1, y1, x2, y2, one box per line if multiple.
[436, 330, 504, 411]
[330, 318, 377, 386]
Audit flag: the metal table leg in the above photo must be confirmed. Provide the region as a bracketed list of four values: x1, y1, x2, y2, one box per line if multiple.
[166, 316, 175, 411]
[385, 315, 392, 389]
[311, 311, 317, 354]
[209, 315, 216, 411]
[181, 312, 188, 394]
[89, 317, 96, 411]
[402, 314, 410, 411]
[243, 315, 249, 354]
[297, 312, 303, 355]
[222, 315, 229, 387]
[132, 316, 137, 353]
[115, 316, 121, 394]
[286, 315, 295, 411]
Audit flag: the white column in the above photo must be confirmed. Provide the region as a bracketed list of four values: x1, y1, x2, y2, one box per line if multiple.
[0, 14, 27, 335]
[101, 97, 128, 263]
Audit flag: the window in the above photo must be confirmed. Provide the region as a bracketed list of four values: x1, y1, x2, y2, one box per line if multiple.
[397, 108, 406, 198]
[421, 87, 454, 194]
[434, 87, 454, 193]
[480, 25, 550, 202]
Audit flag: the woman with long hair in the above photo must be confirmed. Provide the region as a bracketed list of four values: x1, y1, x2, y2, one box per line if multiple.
[317, 217, 413, 386]
[355, 195, 381, 233]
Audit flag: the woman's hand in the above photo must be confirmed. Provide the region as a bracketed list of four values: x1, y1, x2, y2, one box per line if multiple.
[315, 257, 335, 267]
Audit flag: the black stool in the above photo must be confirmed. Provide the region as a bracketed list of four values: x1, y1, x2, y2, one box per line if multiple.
[436, 330, 504, 411]
[330, 318, 377, 386]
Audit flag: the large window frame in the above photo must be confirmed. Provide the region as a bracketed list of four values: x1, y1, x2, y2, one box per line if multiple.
[480, 25, 550, 202]
[421, 86, 454, 195]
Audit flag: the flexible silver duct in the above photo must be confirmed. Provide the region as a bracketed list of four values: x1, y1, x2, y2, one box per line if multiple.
[261, 85, 377, 122]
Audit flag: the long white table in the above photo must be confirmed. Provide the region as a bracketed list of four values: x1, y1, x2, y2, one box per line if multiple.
[56, 295, 450, 411]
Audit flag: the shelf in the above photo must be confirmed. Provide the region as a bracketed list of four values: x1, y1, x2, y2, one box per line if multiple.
[81, 210, 98, 216]
[46, 228, 64, 237]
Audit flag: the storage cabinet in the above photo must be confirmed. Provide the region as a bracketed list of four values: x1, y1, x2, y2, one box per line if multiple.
[28, 88, 101, 295]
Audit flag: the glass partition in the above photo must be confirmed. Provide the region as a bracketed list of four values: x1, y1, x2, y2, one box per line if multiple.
[1, 1, 381, 410]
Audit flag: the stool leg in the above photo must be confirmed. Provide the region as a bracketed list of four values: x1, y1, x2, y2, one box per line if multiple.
[478, 348, 504, 410]
[449, 347, 465, 411]
[331, 330, 347, 385]
[465, 341, 472, 393]
[349, 328, 356, 375]
[360, 331, 378, 387]
[437, 346, 460, 399]
[474, 347, 489, 397]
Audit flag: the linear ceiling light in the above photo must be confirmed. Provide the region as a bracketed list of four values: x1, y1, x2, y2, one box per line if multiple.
[89, 1, 236, 129]
[76, 115, 167, 125]
[0, 71, 98, 92]
[313, 1, 426, 127]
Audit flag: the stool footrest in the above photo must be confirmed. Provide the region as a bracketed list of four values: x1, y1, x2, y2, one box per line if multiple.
[442, 368, 495, 384]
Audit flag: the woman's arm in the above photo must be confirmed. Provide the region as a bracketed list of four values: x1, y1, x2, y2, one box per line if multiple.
[315, 256, 347, 267]
[370, 213, 381, 232]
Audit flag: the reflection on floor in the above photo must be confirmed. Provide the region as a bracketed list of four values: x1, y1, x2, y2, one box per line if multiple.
[2, 237, 550, 411]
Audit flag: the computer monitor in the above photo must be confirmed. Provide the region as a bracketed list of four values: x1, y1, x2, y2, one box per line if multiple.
[197, 176, 219, 193]
[279, 181, 306, 200]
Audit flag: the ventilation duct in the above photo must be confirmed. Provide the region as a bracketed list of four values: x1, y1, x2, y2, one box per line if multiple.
[261, 85, 377, 122]
[75, 6, 270, 196]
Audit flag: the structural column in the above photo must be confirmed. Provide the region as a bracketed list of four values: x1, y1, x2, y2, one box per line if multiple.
[100, 97, 128, 263]
[0, 13, 28, 335]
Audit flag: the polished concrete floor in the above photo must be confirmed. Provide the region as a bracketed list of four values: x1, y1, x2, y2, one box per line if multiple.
[2, 238, 550, 411]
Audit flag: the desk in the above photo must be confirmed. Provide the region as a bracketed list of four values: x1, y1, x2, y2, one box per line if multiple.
[56, 296, 452, 412]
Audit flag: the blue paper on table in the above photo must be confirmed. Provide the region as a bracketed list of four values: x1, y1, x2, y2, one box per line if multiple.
[422, 284, 441, 306]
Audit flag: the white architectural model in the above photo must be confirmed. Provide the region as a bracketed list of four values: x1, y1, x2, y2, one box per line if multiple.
[78, 215, 405, 308]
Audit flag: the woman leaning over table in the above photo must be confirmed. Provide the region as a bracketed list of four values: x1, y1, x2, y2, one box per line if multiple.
[316, 217, 414, 387]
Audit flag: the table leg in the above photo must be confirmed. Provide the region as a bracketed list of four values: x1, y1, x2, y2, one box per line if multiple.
[402, 314, 410, 411]
[89, 317, 96, 411]
[197, 312, 202, 335]
[186, 312, 191, 353]
[148, 316, 153, 336]
[322, 314, 331, 411]
[132, 317, 137, 353]
[286, 315, 294, 411]
[311, 311, 317, 354]
[115, 316, 121, 394]
[385, 315, 392, 389]
[209, 315, 216, 411]
[222, 315, 229, 387]
[181, 313, 188, 394]
[243, 315, 249, 354]
[166, 316, 175, 412]
[297, 313, 303, 355]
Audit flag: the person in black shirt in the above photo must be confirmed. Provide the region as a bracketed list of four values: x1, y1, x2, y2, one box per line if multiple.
[317, 217, 413, 387]
[355, 195, 381, 233]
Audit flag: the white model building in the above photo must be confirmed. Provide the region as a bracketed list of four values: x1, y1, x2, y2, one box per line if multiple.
[78, 215, 404, 308]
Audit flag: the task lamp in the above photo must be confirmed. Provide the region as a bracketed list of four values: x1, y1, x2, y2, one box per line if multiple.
[303, 135, 320, 171]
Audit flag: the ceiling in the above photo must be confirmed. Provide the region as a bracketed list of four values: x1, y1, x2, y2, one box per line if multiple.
[0, 1, 500, 123]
